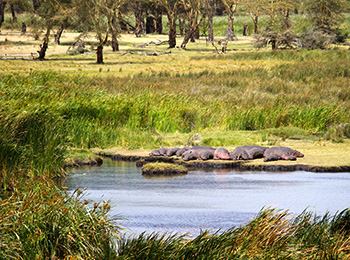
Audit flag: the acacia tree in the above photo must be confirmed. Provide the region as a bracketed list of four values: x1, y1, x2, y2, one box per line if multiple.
[255, 0, 296, 50]
[153, 0, 182, 48]
[207, 0, 215, 41]
[300, 0, 346, 48]
[304, 0, 345, 32]
[29, 0, 71, 60]
[180, 0, 209, 49]
[242, 0, 262, 34]
[73, 0, 123, 63]
[221, 0, 240, 40]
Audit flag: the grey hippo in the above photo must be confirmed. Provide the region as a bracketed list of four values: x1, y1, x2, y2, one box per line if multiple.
[263, 146, 304, 162]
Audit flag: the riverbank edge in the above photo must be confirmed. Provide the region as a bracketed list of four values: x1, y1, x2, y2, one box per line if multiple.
[95, 151, 350, 173]
[64, 157, 104, 168]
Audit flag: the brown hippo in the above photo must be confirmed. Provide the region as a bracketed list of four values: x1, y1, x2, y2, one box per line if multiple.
[214, 148, 231, 160]
[199, 150, 214, 160]
[182, 150, 200, 161]
[166, 147, 180, 156]
[149, 149, 161, 156]
[230, 147, 249, 160]
[181, 146, 216, 161]
[231, 145, 269, 160]
[176, 147, 190, 157]
[263, 147, 303, 162]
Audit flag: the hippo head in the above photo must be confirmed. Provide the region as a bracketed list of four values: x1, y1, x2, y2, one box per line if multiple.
[293, 151, 304, 158]
[281, 152, 296, 161]
[217, 153, 230, 160]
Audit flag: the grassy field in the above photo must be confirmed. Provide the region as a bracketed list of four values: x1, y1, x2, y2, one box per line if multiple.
[1, 17, 350, 258]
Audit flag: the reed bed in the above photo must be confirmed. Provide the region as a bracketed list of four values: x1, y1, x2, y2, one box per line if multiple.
[0, 177, 121, 259]
[117, 208, 350, 259]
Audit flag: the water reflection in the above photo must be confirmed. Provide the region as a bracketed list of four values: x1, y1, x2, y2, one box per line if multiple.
[67, 159, 350, 236]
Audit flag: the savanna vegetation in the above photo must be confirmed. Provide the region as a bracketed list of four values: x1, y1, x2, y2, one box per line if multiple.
[1, 0, 350, 258]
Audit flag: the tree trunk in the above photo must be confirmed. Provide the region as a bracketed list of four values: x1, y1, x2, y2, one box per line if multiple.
[37, 38, 49, 60]
[254, 15, 258, 34]
[97, 34, 108, 64]
[97, 44, 104, 64]
[271, 39, 276, 50]
[227, 16, 235, 40]
[21, 22, 26, 34]
[155, 7, 162, 34]
[146, 10, 155, 34]
[37, 27, 51, 60]
[10, 3, 17, 23]
[54, 25, 64, 44]
[111, 33, 119, 51]
[208, 0, 214, 42]
[0, 1, 6, 28]
[134, 5, 144, 37]
[169, 25, 176, 48]
[243, 24, 248, 36]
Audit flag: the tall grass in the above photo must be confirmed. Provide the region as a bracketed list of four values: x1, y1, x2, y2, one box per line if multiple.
[0, 177, 120, 259]
[117, 208, 350, 259]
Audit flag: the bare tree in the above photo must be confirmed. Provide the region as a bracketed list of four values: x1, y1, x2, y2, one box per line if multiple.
[29, 0, 71, 60]
[207, 0, 215, 41]
[242, 0, 262, 34]
[73, 0, 123, 63]
[180, 0, 209, 49]
[221, 0, 239, 40]
[153, 0, 182, 48]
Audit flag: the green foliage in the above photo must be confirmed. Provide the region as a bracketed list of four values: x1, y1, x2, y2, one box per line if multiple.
[117, 208, 350, 259]
[0, 178, 120, 259]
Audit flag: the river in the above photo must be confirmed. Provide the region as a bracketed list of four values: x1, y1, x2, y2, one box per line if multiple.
[67, 159, 350, 237]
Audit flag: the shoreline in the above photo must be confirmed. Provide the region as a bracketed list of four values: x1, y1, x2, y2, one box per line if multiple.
[95, 151, 350, 173]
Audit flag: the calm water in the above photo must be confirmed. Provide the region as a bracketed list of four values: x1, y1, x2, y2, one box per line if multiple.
[67, 159, 350, 236]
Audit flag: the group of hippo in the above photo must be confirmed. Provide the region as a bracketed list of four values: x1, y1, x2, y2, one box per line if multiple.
[150, 145, 304, 162]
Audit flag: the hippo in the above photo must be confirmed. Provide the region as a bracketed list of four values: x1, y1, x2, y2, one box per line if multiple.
[214, 148, 231, 160]
[181, 146, 216, 161]
[166, 147, 180, 156]
[158, 147, 169, 156]
[199, 150, 214, 160]
[230, 147, 249, 160]
[176, 147, 190, 157]
[231, 145, 269, 160]
[263, 146, 303, 162]
[149, 149, 161, 156]
[182, 150, 200, 161]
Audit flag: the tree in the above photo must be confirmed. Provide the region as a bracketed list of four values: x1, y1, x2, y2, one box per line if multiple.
[29, 0, 71, 60]
[254, 0, 297, 50]
[300, 0, 346, 49]
[242, 0, 263, 34]
[221, 0, 239, 40]
[180, 0, 209, 49]
[73, 0, 123, 63]
[0, 0, 6, 28]
[153, 0, 182, 48]
[304, 0, 345, 32]
[207, 0, 215, 41]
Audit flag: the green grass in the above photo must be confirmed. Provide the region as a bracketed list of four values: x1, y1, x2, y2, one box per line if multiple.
[117, 207, 350, 259]
[0, 177, 121, 259]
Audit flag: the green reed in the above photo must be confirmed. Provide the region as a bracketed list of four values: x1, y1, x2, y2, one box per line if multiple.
[117, 208, 350, 259]
[0, 177, 120, 259]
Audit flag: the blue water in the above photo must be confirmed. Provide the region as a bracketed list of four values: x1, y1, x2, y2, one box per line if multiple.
[67, 159, 350, 237]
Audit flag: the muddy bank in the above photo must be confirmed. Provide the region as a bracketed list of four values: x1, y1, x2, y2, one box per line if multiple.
[65, 157, 103, 168]
[96, 151, 350, 173]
